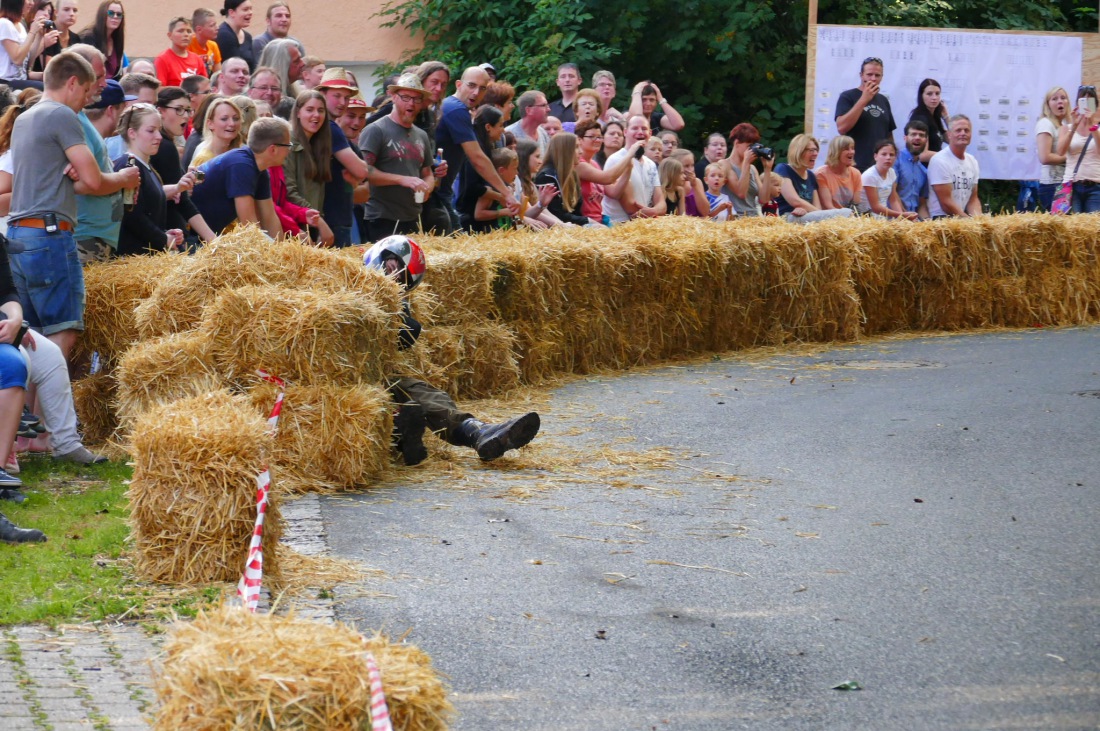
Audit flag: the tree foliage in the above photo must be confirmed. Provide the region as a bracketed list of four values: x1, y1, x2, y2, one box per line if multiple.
[377, 0, 1098, 154]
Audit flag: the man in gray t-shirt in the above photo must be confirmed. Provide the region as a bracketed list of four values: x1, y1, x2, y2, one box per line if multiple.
[359, 73, 441, 242]
[7, 52, 137, 361]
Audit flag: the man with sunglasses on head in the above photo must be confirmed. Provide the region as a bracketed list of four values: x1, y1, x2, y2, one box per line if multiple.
[835, 56, 896, 171]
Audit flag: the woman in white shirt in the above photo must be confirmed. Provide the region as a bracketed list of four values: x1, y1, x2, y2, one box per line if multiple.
[0, 0, 56, 90]
[1035, 86, 1070, 212]
[1054, 84, 1100, 214]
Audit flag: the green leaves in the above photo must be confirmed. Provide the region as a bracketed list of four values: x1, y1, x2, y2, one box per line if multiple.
[377, 0, 1096, 154]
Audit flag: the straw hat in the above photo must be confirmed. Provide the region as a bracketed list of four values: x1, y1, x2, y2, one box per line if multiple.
[346, 93, 377, 113]
[386, 72, 431, 101]
[314, 67, 359, 93]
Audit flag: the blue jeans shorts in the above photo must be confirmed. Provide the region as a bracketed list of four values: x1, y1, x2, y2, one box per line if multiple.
[7, 224, 85, 335]
[0, 343, 27, 390]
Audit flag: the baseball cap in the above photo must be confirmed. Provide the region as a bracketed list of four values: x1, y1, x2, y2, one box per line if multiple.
[86, 80, 138, 109]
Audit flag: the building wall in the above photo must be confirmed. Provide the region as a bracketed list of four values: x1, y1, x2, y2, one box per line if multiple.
[121, 0, 420, 97]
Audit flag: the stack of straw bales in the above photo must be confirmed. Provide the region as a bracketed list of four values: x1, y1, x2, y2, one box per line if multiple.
[76, 215, 1100, 458]
[248, 382, 394, 493]
[128, 391, 281, 584]
[154, 605, 453, 731]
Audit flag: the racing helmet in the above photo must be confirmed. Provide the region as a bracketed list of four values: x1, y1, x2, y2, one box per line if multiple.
[363, 235, 426, 291]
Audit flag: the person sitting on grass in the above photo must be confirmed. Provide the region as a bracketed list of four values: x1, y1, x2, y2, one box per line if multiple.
[363, 235, 541, 466]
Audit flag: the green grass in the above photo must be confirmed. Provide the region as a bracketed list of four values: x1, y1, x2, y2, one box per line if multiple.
[0, 455, 224, 627]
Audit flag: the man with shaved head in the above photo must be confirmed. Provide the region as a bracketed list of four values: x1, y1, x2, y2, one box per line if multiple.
[434, 66, 517, 231]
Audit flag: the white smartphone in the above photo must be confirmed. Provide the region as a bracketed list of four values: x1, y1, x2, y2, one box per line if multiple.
[1079, 96, 1097, 116]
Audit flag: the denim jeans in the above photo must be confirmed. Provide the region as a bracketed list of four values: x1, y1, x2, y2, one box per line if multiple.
[7, 225, 85, 335]
[1071, 181, 1100, 214]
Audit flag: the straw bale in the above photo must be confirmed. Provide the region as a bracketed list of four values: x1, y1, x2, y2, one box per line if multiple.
[154, 605, 453, 731]
[202, 285, 400, 387]
[129, 391, 281, 584]
[114, 331, 224, 431]
[135, 226, 403, 338]
[417, 250, 498, 325]
[77, 252, 185, 367]
[248, 382, 393, 493]
[72, 372, 118, 445]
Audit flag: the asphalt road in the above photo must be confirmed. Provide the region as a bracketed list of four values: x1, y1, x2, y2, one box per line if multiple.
[328, 327, 1100, 730]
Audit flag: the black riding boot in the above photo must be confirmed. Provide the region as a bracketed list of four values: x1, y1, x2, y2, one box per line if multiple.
[454, 412, 541, 461]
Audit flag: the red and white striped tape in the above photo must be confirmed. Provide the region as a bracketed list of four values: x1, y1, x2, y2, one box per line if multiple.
[364, 652, 393, 731]
[237, 370, 287, 613]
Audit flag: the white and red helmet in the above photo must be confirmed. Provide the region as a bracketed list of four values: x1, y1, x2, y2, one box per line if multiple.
[363, 235, 426, 291]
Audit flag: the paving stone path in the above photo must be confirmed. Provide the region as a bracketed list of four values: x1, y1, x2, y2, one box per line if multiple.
[1, 494, 333, 730]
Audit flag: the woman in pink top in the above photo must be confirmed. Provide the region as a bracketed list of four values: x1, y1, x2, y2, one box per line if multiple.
[574, 119, 642, 224]
[814, 134, 862, 210]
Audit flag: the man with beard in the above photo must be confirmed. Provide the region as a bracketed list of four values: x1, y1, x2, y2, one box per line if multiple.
[894, 119, 930, 219]
[359, 74, 443, 241]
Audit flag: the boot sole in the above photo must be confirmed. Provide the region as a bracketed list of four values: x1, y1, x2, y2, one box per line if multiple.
[477, 412, 540, 461]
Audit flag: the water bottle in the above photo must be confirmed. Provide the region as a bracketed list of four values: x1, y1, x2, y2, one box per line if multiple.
[121, 156, 137, 211]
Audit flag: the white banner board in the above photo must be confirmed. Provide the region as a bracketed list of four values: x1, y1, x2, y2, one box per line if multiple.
[812, 27, 1083, 180]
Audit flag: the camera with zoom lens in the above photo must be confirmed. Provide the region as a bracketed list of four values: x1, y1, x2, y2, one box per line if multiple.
[749, 143, 774, 161]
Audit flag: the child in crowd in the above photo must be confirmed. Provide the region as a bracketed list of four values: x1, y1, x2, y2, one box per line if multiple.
[857, 140, 918, 219]
[514, 139, 559, 228]
[761, 171, 783, 216]
[644, 136, 663, 164]
[668, 148, 709, 217]
[470, 147, 520, 232]
[704, 163, 734, 220]
[658, 157, 685, 215]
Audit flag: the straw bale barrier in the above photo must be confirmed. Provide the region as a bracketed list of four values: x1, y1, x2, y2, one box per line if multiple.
[129, 392, 281, 584]
[114, 331, 224, 431]
[399, 322, 522, 399]
[247, 382, 393, 493]
[134, 227, 402, 339]
[76, 252, 185, 368]
[72, 372, 118, 445]
[154, 605, 453, 731]
[202, 284, 400, 388]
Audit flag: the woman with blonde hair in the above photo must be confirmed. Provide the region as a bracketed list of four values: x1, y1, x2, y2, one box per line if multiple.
[814, 134, 862, 210]
[658, 156, 685, 215]
[112, 104, 184, 255]
[775, 133, 852, 224]
[534, 132, 592, 226]
[191, 96, 242, 167]
[1035, 86, 1070, 211]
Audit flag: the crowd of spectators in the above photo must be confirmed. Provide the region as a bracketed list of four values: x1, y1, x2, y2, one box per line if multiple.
[0, 4, 1097, 539]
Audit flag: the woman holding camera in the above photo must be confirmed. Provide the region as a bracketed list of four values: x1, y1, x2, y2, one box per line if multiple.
[723, 122, 773, 217]
[37, 0, 80, 70]
[0, 0, 56, 90]
[1054, 84, 1100, 214]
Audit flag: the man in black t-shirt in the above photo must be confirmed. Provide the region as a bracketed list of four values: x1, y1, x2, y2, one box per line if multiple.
[834, 57, 896, 171]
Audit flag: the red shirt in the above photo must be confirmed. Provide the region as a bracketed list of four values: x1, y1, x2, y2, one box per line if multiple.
[154, 49, 208, 88]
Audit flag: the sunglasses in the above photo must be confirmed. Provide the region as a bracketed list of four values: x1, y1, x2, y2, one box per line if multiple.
[106, 10, 123, 18]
